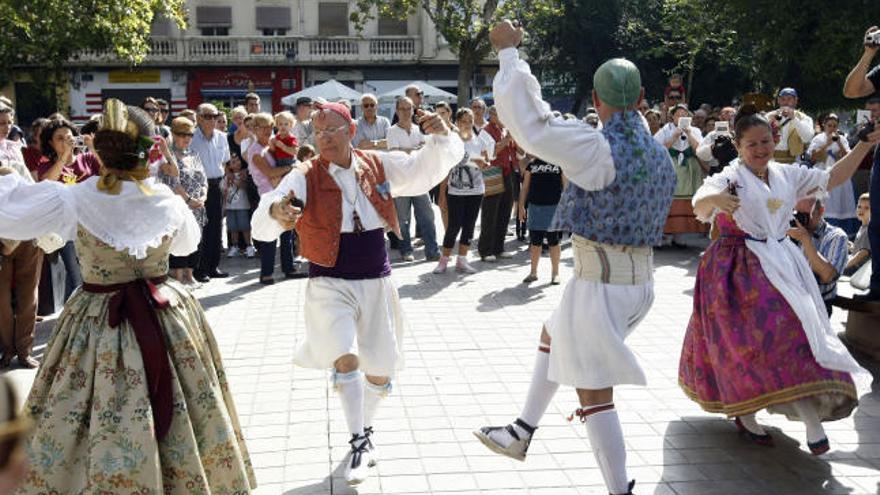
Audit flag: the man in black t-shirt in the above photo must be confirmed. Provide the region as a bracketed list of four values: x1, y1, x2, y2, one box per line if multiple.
[843, 26, 880, 301]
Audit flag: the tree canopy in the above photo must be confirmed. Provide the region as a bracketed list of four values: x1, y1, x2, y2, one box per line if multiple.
[0, 0, 185, 82]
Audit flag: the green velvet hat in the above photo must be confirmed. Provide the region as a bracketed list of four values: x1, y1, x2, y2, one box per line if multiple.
[593, 58, 641, 109]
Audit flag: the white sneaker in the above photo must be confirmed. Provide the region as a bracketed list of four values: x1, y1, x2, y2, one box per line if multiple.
[344, 434, 375, 486]
[456, 257, 477, 274]
[432, 256, 449, 274]
[245, 246, 256, 258]
[473, 419, 535, 462]
[481, 255, 497, 262]
[498, 251, 515, 259]
[227, 246, 239, 258]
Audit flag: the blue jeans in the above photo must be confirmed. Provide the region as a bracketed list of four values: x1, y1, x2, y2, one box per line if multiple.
[394, 194, 439, 258]
[870, 148, 880, 292]
[260, 230, 295, 278]
[60, 241, 82, 301]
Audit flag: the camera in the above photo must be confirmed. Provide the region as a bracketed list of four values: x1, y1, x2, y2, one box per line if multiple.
[712, 134, 738, 165]
[866, 30, 880, 47]
[858, 120, 876, 142]
[832, 134, 839, 142]
[790, 211, 811, 228]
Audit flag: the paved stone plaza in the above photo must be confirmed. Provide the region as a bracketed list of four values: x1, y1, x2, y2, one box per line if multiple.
[6, 236, 880, 495]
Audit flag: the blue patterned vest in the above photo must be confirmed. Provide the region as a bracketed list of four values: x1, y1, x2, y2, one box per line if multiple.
[551, 110, 676, 246]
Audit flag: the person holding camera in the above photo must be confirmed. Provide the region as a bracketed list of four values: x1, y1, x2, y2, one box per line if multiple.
[766, 88, 814, 164]
[655, 104, 710, 245]
[679, 106, 878, 457]
[696, 106, 738, 176]
[788, 198, 850, 316]
[808, 114, 858, 235]
[843, 26, 880, 302]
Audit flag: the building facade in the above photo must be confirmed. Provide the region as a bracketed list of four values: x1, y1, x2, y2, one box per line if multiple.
[52, 0, 495, 124]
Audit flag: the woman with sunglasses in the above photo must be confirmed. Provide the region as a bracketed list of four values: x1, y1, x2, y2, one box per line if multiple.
[159, 117, 208, 289]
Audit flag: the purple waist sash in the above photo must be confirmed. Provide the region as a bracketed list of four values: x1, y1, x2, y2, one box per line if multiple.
[309, 228, 392, 280]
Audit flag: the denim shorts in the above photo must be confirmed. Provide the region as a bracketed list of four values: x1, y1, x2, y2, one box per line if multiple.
[226, 209, 251, 232]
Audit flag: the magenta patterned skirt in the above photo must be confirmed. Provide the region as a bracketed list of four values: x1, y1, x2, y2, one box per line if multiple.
[679, 222, 857, 420]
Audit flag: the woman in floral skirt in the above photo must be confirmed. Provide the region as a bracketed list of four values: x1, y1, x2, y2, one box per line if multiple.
[0, 100, 255, 493]
[679, 106, 876, 455]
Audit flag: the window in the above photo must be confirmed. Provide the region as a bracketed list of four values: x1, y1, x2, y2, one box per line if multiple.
[378, 14, 407, 36]
[196, 6, 232, 34]
[318, 3, 349, 36]
[200, 27, 229, 36]
[256, 6, 291, 34]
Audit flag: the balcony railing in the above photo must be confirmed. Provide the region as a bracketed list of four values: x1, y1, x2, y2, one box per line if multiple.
[73, 36, 423, 65]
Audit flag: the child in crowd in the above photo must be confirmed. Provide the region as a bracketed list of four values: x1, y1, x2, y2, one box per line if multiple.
[845, 193, 871, 275]
[221, 155, 256, 258]
[270, 111, 299, 167]
[518, 156, 566, 285]
[664, 73, 686, 101]
[296, 143, 316, 163]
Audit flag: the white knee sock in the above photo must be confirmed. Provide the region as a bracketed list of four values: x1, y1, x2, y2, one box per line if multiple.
[364, 380, 391, 429]
[582, 403, 629, 495]
[519, 345, 559, 428]
[792, 398, 826, 444]
[738, 413, 766, 435]
[334, 370, 365, 438]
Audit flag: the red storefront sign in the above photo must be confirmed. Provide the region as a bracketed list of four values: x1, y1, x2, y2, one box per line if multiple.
[187, 68, 302, 112]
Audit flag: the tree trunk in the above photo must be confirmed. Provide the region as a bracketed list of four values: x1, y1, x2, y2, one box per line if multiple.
[685, 53, 697, 105]
[457, 49, 476, 107]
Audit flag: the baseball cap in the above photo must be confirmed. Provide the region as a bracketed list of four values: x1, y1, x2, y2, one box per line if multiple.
[778, 87, 798, 98]
[593, 58, 642, 109]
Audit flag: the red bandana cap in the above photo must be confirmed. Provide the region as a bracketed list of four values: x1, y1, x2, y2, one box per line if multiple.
[315, 101, 352, 124]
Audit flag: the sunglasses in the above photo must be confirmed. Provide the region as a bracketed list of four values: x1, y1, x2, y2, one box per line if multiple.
[200, 114, 219, 120]
[174, 132, 194, 137]
[668, 94, 683, 100]
[362, 103, 376, 108]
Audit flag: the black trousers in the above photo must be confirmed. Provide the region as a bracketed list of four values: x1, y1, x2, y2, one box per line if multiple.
[478, 174, 515, 257]
[197, 179, 223, 275]
[443, 194, 483, 249]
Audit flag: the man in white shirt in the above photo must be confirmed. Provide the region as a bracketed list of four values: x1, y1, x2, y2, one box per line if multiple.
[252, 102, 463, 486]
[353, 94, 390, 150]
[190, 103, 231, 281]
[386, 97, 439, 261]
[293, 97, 315, 147]
[696, 106, 737, 175]
[766, 88, 814, 164]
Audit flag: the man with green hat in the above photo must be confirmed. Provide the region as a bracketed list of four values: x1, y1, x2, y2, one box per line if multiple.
[473, 20, 677, 495]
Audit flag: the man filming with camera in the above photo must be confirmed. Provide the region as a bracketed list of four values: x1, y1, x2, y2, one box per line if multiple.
[788, 198, 849, 316]
[843, 26, 880, 302]
[696, 106, 737, 175]
[766, 88, 814, 164]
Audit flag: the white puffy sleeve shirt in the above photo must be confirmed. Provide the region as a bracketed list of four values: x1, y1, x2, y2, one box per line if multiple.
[0, 174, 201, 258]
[251, 134, 465, 242]
[492, 48, 615, 191]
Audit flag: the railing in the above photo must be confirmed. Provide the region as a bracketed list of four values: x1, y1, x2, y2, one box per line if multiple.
[72, 36, 423, 65]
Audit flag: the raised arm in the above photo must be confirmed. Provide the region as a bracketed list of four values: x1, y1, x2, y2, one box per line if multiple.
[379, 132, 464, 198]
[491, 46, 615, 191]
[844, 27, 880, 98]
[0, 173, 77, 242]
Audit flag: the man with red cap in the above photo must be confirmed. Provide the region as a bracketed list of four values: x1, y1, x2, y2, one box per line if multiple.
[252, 102, 463, 486]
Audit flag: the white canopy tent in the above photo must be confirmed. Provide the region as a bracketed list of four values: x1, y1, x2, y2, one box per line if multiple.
[378, 81, 456, 105]
[281, 79, 363, 106]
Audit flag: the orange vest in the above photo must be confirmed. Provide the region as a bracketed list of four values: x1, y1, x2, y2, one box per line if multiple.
[295, 150, 401, 268]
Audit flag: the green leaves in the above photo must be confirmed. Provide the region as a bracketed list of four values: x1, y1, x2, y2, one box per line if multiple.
[0, 0, 185, 76]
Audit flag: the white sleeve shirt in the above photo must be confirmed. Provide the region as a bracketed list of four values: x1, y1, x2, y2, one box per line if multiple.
[251, 133, 464, 241]
[493, 48, 615, 191]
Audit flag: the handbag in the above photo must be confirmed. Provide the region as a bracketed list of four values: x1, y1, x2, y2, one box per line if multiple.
[482, 165, 505, 196]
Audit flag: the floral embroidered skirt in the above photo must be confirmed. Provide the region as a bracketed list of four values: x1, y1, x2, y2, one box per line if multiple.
[18, 280, 256, 494]
[679, 236, 858, 421]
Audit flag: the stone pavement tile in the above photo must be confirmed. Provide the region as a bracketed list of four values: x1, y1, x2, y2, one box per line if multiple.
[518, 469, 572, 488]
[426, 472, 479, 492]
[375, 458, 426, 476]
[472, 471, 527, 490]
[378, 474, 431, 493]
[670, 479, 766, 495]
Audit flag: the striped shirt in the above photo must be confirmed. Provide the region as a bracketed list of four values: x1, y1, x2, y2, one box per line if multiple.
[812, 221, 849, 301]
